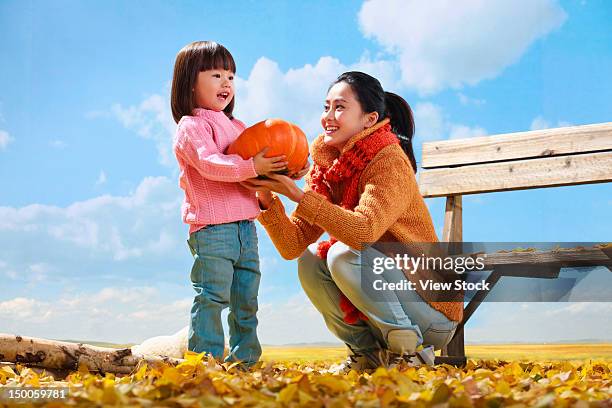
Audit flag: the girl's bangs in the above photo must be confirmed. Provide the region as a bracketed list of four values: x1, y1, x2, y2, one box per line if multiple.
[200, 47, 236, 73]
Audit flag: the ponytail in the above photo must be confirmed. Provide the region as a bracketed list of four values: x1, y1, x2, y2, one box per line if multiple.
[384, 92, 417, 173]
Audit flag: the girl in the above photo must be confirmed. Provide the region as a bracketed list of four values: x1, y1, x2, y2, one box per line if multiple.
[242, 71, 463, 371]
[170, 41, 288, 366]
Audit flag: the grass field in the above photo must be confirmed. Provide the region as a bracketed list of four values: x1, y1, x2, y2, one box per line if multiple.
[74, 340, 612, 362]
[261, 343, 612, 363]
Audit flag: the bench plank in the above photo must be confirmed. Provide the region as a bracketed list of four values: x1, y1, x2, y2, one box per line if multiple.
[419, 151, 612, 197]
[475, 247, 612, 269]
[422, 122, 612, 168]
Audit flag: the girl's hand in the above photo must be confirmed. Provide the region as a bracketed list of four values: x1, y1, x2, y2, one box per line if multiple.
[253, 147, 288, 176]
[290, 160, 310, 180]
[241, 174, 305, 203]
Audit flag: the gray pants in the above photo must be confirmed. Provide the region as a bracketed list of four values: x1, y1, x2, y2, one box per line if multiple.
[298, 242, 457, 353]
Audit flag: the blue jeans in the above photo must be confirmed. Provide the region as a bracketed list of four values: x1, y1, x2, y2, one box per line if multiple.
[298, 242, 458, 353]
[187, 220, 261, 365]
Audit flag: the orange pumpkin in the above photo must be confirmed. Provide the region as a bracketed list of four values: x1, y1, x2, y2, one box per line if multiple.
[227, 119, 309, 175]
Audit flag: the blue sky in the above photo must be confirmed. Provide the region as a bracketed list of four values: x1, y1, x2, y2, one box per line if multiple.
[0, 0, 610, 345]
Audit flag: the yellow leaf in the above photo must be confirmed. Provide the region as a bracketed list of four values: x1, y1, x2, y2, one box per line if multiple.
[23, 370, 40, 387]
[101, 378, 122, 405]
[278, 383, 298, 404]
[376, 386, 395, 408]
[430, 383, 450, 404]
[298, 389, 315, 405]
[183, 350, 206, 365]
[312, 376, 350, 393]
[86, 385, 105, 403]
[0, 365, 16, 379]
[495, 380, 511, 395]
[197, 394, 226, 407]
[395, 375, 419, 400]
[372, 366, 389, 381]
[134, 363, 147, 381]
[296, 374, 312, 392]
[508, 361, 524, 378]
[326, 395, 351, 408]
[159, 367, 182, 386]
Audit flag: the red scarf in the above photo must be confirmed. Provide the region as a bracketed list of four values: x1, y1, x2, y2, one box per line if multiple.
[308, 123, 399, 324]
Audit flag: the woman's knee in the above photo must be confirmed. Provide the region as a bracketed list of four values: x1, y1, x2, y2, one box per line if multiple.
[297, 243, 324, 291]
[327, 242, 360, 288]
[421, 321, 458, 350]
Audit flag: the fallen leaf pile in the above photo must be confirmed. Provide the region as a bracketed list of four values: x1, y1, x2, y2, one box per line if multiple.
[1, 354, 611, 407]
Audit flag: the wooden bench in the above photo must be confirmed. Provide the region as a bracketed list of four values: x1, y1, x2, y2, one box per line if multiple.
[418, 122, 612, 365]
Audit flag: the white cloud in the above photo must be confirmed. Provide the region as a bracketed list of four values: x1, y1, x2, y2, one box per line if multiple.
[49, 139, 67, 149]
[530, 115, 573, 130]
[467, 302, 612, 343]
[0, 297, 46, 320]
[458, 93, 486, 106]
[413, 102, 487, 142]
[90, 287, 158, 304]
[0, 129, 13, 150]
[414, 103, 445, 140]
[257, 293, 339, 345]
[110, 89, 176, 167]
[3, 288, 610, 345]
[235, 56, 343, 139]
[449, 124, 488, 139]
[0, 288, 336, 345]
[0, 176, 184, 266]
[27, 263, 53, 283]
[0, 288, 192, 343]
[96, 170, 107, 185]
[259, 255, 279, 271]
[235, 55, 400, 140]
[108, 54, 399, 154]
[358, 0, 567, 94]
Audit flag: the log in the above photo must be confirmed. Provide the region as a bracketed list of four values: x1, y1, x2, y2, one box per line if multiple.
[0, 334, 183, 375]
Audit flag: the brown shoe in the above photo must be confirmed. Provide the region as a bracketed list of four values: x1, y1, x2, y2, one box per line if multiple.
[329, 349, 388, 373]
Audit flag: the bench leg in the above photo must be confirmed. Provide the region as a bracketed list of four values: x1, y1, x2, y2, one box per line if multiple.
[442, 195, 462, 243]
[436, 325, 466, 366]
[446, 325, 465, 357]
[435, 195, 467, 366]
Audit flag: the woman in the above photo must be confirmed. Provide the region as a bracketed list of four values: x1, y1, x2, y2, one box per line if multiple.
[242, 71, 462, 371]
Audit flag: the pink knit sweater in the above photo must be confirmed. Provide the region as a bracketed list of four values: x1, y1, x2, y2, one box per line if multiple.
[173, 109, 260, 234]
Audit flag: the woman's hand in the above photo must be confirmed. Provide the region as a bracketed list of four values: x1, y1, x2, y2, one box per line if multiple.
[290, 160, 310, 180]
[256, 190, 274, 210]
[241, 173, 305, 203]
[239, 178, 275, 209]
[253, 147, 288, 176]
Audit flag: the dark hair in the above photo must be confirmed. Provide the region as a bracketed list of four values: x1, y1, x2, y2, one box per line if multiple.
[331, 71, 417, 173]
[171, 41, 236, 123]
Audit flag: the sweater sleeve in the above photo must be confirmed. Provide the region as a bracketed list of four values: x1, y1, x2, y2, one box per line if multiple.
[257, 177, 325, 260]
[293, 147, 413, 250]
[174, 119, 258, 182]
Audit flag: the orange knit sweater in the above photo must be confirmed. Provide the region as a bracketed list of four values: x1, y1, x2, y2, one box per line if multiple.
[258, 120, 463, 322]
